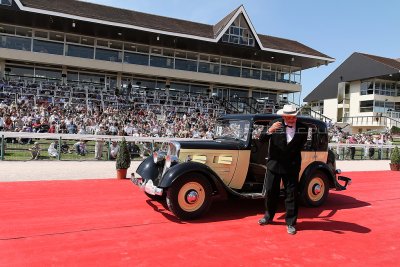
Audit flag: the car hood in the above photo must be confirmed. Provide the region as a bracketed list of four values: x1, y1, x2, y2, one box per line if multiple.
[177, 139, 245, 150]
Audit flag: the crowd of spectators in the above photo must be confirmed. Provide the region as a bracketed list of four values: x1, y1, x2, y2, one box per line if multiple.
[328, 123, 394, 160]
[0, 80, 219, 140]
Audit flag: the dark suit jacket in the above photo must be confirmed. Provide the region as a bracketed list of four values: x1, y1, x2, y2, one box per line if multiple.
[260, 118, 308, 175]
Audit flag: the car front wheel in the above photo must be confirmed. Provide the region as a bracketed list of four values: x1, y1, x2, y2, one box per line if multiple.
[300, 171, 329, 207]
[166, 173, 212, 220]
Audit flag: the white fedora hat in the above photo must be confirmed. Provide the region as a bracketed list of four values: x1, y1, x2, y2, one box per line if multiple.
[277, 104, 300, 116]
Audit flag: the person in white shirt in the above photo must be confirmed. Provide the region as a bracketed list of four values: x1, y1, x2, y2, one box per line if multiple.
[48, 140, 59, 158]
[110, 141, 120, 159]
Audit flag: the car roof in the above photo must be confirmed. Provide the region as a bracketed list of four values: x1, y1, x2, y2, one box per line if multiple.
[218, 113, 328, 130]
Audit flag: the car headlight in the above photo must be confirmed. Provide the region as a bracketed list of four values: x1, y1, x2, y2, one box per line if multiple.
[153, 152, 165, 164]
[165, 155, 179, 168]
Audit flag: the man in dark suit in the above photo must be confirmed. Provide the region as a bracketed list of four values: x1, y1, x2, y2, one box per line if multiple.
[258, 104, 308, 235]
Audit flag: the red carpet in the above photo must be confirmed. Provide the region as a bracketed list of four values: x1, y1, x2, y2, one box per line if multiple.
[0, 171, 399, 266]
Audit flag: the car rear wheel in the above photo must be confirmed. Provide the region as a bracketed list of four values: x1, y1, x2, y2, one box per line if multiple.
[300, 171, 329, 207]
[166, 173, 212, 220]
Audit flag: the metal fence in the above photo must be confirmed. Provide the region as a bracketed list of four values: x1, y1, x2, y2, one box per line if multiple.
[328, 143, 395, 160]
[0, 132, 184, 161]
[0, 131, 397, 161]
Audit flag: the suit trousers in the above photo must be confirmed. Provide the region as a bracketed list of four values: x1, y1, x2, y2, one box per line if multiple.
[263, 168, 298, 226]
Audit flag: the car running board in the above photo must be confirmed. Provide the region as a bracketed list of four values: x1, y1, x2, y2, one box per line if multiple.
[239, 192, 264, 199]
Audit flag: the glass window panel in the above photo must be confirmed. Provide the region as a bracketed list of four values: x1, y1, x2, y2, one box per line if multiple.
[1, 0, 12, 6]
[35, 68, 62, 80]
[109, 41, 122, 50]
[124, 52, 148, 65]
[34, 30, 48, 39]
[187, 52, 197, 60]
[136, 45, 149, 53]
[0, 34, 31, 50]
[163, 49, 174, 57]
[221, 65, 240, 77]
[150, 55, 173, 68]
[66, 34, 80, 44]
[67, 72, 79, 82]
[191, 85, 208, 95]
[198, 62, 220, 75]
[49, 32, 64, 42]
[170, 83, 189, 93]
[175, 58, 197, 72]
[261, 70, 276, 81]
[199, 54, 209, 61]
[174, 51, 185, 58]
[97, 39, 109, 47]
[80, 73, 103, 83]
[66, 44, 94, 59]
[81, 37, 94, 45]
[151, 47, 162, 54]
[7, 66, 34, 77]
[242, 68, 260, 79]
[15, 27, 32, 37]
[210, 57, 220, 63]
[95, 48, 121, 62]
[33, 40, 64, 55]
[124, 43, 137, 52]
[0, 24, 15, 34]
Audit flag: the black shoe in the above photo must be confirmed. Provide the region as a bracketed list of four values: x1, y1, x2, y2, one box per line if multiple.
[258, 217, 270, 226]
[287, 225, 296, 235]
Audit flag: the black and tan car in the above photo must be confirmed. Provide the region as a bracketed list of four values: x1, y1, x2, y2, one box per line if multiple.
[131, 114, 351, 220]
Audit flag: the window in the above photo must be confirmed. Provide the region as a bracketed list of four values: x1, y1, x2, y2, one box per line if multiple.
[360, 100, 374, 112]
[360, 81, 373, 95]
[1, 0, 12, 6]
[221, 14, 255, 47]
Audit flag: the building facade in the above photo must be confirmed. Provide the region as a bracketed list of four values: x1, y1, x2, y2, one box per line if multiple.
[0, 0, 333, 114]
[304, 52, 400, 133]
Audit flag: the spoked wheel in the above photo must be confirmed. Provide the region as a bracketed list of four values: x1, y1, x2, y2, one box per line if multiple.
[300, 171, 329, 207]
[166, 174, 212, 220]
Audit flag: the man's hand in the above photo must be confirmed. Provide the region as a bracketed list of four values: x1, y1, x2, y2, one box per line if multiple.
[267, 121, 282, 133]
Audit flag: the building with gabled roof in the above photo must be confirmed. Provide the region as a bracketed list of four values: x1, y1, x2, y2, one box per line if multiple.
[0, 0, 333, 114]
[304, 52, 400, 133]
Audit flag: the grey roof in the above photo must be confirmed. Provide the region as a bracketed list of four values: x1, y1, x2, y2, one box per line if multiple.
[303, 52, 400, 102]
[19, 0, 332, 59]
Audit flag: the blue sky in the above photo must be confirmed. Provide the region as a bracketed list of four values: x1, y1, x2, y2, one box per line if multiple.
[83, 0, 400, 102]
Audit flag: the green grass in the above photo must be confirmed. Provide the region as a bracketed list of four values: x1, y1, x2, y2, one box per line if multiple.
[0, 139, 144, 161]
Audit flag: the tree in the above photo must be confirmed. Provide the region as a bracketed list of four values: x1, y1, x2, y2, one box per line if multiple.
[116, 138, 131, 170]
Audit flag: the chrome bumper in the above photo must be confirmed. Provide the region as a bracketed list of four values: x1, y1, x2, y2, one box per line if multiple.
[130, 174, 163, 196]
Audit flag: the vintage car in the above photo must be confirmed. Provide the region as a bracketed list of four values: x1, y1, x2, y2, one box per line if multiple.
[131, 114, 351, 220]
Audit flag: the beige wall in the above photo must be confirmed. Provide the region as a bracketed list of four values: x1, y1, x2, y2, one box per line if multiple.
[0, 48, 301, 93]
[349, 81, 360, 116]
[323, 98, 337, 122]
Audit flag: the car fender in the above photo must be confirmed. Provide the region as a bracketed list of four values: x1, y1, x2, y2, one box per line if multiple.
[159, 162, 228, 199]
[300, 161, 336, 189]
[136, 156, 161, 181]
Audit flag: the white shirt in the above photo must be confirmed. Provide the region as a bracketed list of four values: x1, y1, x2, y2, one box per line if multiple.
[286, 125, 296, 143]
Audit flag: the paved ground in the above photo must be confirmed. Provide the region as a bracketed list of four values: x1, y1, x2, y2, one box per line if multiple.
[0, 159, 390, 182]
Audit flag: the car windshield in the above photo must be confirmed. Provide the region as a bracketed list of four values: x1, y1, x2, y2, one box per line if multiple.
[214, 119, 250, 142]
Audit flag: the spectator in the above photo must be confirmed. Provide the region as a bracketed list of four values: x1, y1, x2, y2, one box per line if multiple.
[48, 140, 59, 158]
[94, 125, 106, 160]
[61, 141, 71, 154]
[74, 140, 87, 156]
[110, 140, 120, 159]
[29, 142, 41, 160]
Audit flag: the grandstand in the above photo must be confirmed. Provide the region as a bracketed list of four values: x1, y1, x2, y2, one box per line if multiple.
[0, 0, 333, 116]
